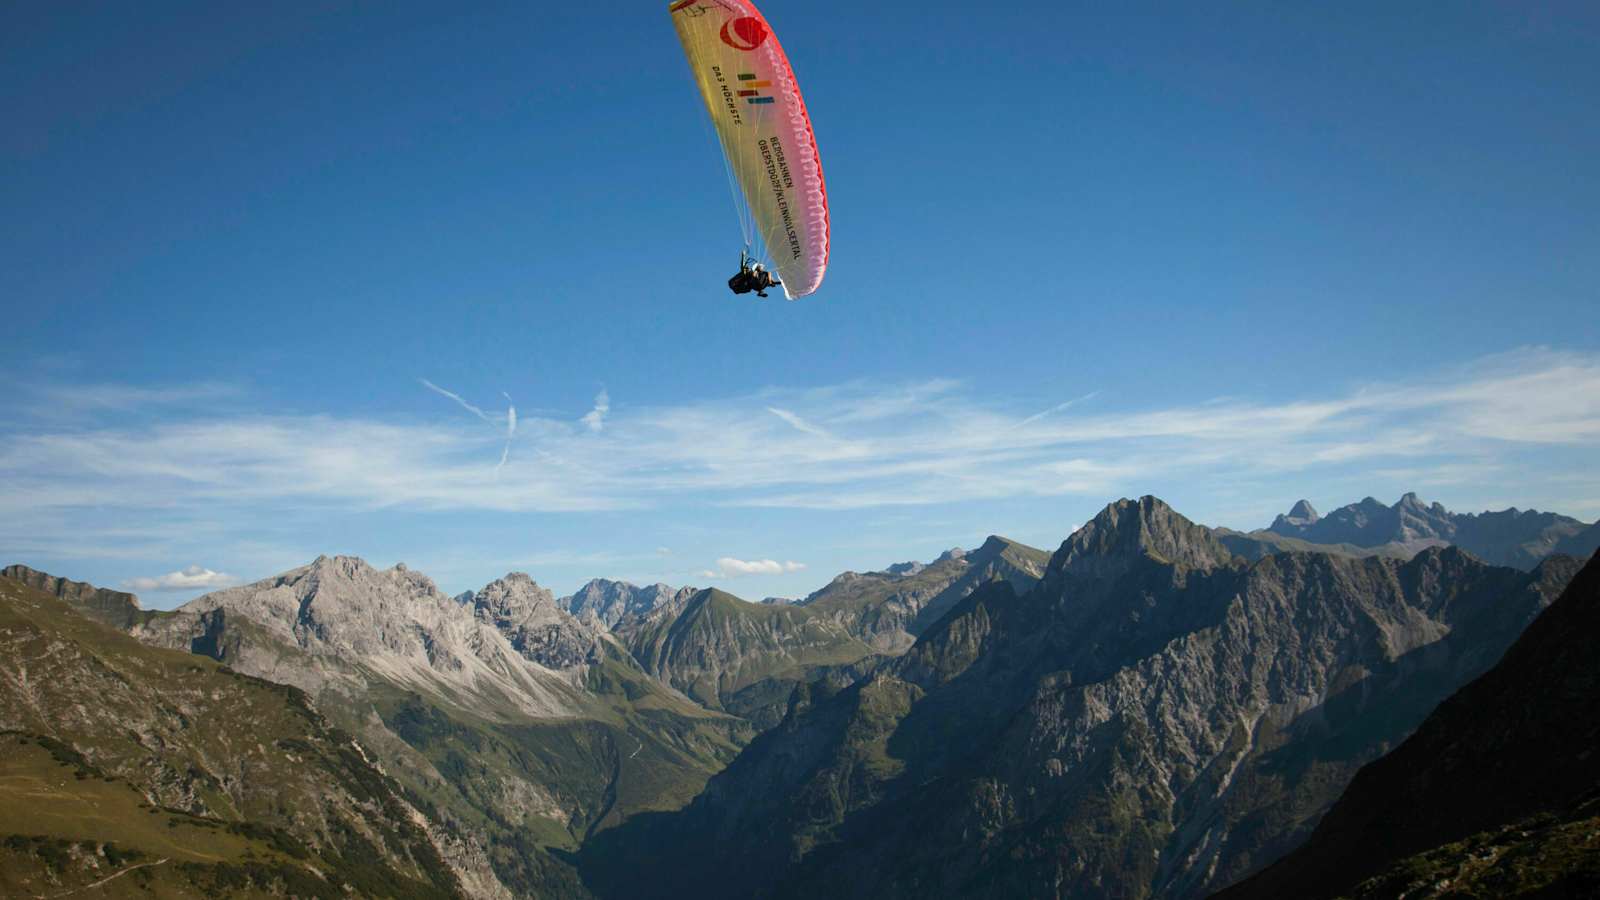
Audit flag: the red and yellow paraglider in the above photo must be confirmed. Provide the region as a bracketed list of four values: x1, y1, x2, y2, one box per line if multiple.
[669, 1, 829, 299]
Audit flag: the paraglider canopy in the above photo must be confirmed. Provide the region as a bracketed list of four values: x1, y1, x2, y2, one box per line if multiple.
[669, 1, 829, 300]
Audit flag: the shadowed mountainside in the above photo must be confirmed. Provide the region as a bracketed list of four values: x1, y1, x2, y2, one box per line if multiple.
[1214, 549, 1600, 900]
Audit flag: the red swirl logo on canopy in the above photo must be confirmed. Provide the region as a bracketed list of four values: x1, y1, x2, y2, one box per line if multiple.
[719, 16, 769, 51]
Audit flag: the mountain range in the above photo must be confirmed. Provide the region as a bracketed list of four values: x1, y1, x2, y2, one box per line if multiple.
[577, 498, 1581, 899]
[2, 490, 1595, 898]
[1256, 492, 1594, 568]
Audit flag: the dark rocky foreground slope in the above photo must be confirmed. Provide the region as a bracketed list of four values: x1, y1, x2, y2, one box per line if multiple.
[1215, 549, 1600, 900]
[579, 498, 1579, 900]
[0, 573, 461, 898]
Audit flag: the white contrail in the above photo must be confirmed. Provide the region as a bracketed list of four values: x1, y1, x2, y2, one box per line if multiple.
[423, 379, 519, 472]
[767, 406, 833, 439]
[496, 393, 517, 474]
[1017, 391, 1101, 428]
[421, 379, 496, 423]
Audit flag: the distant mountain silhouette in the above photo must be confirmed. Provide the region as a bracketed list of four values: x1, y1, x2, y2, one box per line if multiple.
[1263, 492, 1589, 568]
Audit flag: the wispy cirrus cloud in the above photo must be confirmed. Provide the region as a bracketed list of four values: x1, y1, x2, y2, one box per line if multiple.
[1, 380, 240, 424]
[2, 348, 1598, 534]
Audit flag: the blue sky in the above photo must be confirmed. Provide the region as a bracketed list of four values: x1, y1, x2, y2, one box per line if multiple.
[3, 1, 1598, 607]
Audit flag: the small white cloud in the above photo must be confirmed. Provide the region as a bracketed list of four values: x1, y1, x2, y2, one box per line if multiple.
[655, 546, 673, 556]
[581, 388, 610, 432]
[122, 565, 238, 593]
[712, 557, 807, 577]
[697, 569, 719, 579]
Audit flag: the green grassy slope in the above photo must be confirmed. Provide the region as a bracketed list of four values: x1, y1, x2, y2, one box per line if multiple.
[0, 576, 461, 899]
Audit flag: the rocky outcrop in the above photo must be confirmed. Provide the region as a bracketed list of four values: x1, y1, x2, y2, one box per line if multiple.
[472, 573, 599, 669]
[561, 579, 696, 630]
[2, 563, 154, 630]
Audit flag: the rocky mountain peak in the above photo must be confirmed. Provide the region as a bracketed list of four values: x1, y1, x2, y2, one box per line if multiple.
[472, 572, 556, 619]
[1269, 499, 1321, 533]
[934, 547, 967, 563]
[1049, 495, 1235, 578]
[469, 573, 597, 669]
[301, 553, 444, 600]
[561, 578, 694, 630]
[974, 535, 1011, 556]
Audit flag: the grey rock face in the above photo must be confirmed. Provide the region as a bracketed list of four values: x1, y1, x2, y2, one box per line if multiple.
[139, 555, 595, 719]
[1218, 550, 1600, 899]
[561, 579, 695, 630]
[1269, 499, 1320, 532]
[471, 573, 599, 669]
